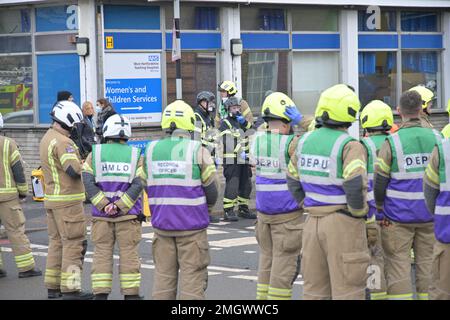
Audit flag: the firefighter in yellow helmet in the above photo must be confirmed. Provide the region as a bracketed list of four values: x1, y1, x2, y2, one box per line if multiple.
[441, 99, 450, 138]
[250, 92, 304, 300]
[374, 90, 440, 300]
[359, 100, 394, 300]
[287, 84, 370, 300]
[0, 112, 42, 279]
[142, 100, 219, 299]
[215, 81, 254, 129]
[408, 85, 435, 128]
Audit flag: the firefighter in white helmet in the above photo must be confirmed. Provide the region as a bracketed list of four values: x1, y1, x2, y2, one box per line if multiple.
[83, 114, 145, 300]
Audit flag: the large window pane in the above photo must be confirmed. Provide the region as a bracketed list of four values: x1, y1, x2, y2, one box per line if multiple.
[292, 52, 339, 115]
[165, 5, 219, 30]
[166, 52, 217, 107]
[35, 5, 79, 32]
[35, 34, 77, 51]
[402, 51, 439, 109]
[37, 54, 80, 123]
[0, 8, 31, 34]
[240, 7, 286, 31]
[359, 52, 397, 108]
[0, 36, 31, 53]
[104, 5, 160, 30]
[0, 55, 33, 125]
[292, 8, 338, 31]
[401, 12, 438, 32]
[242, 51, 288, 115]
[358, 10, 396, 32]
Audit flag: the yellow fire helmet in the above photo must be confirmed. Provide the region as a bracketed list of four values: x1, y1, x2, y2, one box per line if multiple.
[261, 92, 298, 122]
[360, 100, 394, 131]
[218, 80, 238, 96]
[161, 100, 195, 132]
[408, 85, 434, 109]
[316, 84, 361, 126]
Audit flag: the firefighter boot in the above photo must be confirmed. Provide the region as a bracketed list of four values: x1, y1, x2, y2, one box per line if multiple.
[223, 208, 239, 222]
[48, 289, 62, 299]
[0, 269, 7, 278]
[94, 293, 108, 300]
[18, 267, 42, 278]
[124, 295, 143, 300]
[62, 291, 94, 300]
[238, 205, 256, 219]
[209, 215, 221, 223]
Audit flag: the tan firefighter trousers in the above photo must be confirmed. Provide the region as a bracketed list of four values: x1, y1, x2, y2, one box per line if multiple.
[44, 202, 87, 293]
[0, 198, 35, 272]
[152, 229, 210, 300]
[301, 212, 370, 300]
[91, 218, 142, 296]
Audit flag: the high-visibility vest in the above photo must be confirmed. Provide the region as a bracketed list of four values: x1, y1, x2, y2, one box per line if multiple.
[251, 131, 299, 214]
[92, 143, 141, 218]
[361, 134, 387, 221]
[433, 138, 450, 243]
[296, 127, 354, 208]
[383, 127, 441, 223]
[144, 137, 209, 231]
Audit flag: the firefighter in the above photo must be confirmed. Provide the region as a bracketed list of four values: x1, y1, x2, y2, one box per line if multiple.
[39, 101, 93, 300]
[0, 112, 42, 279]
[423, 136, 450, 300]
[374, 90, 441, 300]
[408, 85, 435, 129]
[219, 97, 256, 221]
[143, 100, 219, 300]
[251, 92, 304, 300]
[287, 84, 370, 300]
[82, 114, 144, 300]
[215, 81, 254, 129]
[194, 91, 220, 223]
[359, 100, 394, 300]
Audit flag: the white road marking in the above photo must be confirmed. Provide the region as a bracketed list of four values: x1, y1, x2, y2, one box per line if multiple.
[207, 229, 228, 235]
[244, 251, 256, 254]
[245, 226, 255, 230]
[210, 221, 230, 226]
[237, 231, 250, 234]
[229, 275, 304, 286]
[209, 237, 257, 248]
[142, 233, 154, 239]
[229, 275, 257, 281]
[210, 247, 223, 251]
[208, 266, 250, 273]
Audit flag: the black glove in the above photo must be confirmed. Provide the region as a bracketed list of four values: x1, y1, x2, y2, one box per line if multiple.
[136, 212, 147, 223]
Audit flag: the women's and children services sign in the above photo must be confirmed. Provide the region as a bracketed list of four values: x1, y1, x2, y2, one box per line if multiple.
[104, 52, 162, 124]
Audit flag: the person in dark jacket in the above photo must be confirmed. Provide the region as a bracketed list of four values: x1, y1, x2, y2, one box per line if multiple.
[70, 101, 96, 160]
[219, 97, 256, 221]
[95, 98, 117, 141]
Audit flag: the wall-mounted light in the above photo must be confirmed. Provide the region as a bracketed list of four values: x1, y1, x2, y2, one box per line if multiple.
[76, 37, 89, 56]
[230, 38, 243, 56]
